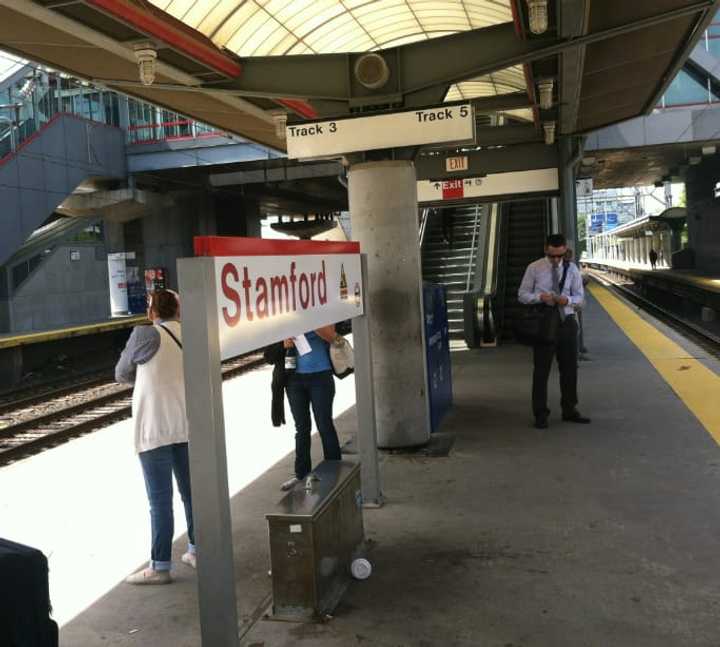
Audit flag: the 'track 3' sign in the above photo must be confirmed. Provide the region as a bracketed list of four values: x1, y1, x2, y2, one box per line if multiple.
[194, 237, 363, 360]
[286, 104, 475, 159]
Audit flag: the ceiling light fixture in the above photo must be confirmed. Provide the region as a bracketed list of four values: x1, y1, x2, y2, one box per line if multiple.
[543, 121, 556, 145]
[527, 0, 549, 35]
[271, 111, 288, 139]
[537, 78, 554, 110]
[134, 44, 158, 86]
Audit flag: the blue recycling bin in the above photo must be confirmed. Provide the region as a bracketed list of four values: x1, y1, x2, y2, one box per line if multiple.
[423, 283, 453, 433]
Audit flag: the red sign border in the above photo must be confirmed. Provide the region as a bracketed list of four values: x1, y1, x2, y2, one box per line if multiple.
[194, 236, 360, 257]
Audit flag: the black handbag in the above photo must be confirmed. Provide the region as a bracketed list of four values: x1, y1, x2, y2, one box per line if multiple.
[513, 263, 569, 346]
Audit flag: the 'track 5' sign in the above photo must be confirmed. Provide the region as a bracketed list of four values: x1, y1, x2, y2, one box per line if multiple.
[286, 103, 475, 159]
[194, 237, 363, 360]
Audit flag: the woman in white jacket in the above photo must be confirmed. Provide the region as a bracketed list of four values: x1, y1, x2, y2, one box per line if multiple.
[116, 290, 195, 585]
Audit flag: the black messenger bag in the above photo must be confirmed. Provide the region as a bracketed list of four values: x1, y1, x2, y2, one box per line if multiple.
[513, 262, 569, 346]
[0, 537, 59, 647]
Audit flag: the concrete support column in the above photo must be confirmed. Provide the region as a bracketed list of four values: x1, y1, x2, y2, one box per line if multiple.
[348, 161, 430, 449]
[670, 224, 683, 254]
[663, 231, 672, 266]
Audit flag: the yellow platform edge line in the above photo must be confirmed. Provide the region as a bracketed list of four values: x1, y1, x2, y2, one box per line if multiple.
[0, 315, 147, 350]
[589, 284, 720, 445]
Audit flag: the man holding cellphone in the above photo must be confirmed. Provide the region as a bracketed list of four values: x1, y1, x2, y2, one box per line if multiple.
[518, 233, 591, 429]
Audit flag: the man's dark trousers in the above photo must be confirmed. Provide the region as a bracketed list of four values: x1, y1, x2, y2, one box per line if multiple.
[532, 315, 578, 419]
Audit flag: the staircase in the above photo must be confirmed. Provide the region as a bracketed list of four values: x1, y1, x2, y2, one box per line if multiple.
[495, 200, 548, 341]
[421, 205, 485, 340]
[0, 113, 125, 267]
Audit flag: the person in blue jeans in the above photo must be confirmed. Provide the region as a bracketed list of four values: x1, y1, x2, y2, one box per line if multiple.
[281, 325, 342, 490]
[115, 290, 196, 584]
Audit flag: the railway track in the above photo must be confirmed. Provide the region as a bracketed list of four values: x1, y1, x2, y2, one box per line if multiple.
[587, 268, 720, 358]
[0, 352, 264, 466]
[0, 372, 115, 417]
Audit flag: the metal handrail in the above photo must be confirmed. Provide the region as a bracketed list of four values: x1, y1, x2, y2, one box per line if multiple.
[0, 117, 15, 152]
[483, 203, 500, 295]
[464, 204, 480, 291]
[418, 207, 431, 247]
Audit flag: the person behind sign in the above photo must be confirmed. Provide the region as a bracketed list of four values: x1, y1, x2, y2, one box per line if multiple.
[281, 324, 342, 491]
[115, 290, 196, 585]
[518, 234, 591, 429]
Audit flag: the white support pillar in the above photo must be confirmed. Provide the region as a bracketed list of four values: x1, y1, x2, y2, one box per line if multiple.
[348, 161, 430, 449]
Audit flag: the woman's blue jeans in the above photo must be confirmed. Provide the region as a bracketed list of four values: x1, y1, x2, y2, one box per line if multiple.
[138, 442, 195, 571]
[286, 370, 341, 479]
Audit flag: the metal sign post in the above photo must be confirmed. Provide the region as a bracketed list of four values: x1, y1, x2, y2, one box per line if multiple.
[177, 256, 239, 647]
[352, 254, 382, 507]
[177, 238, 380, 646]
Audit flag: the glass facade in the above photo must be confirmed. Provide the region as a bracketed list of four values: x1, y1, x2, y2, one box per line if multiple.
[659, 13, 720, 108]
[0, 60, 228, 153]
[0, 70, 122, 160]
[126, 98, 225, 144]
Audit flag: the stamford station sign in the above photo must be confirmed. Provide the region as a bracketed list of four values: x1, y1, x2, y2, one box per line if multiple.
[286, 104, 475, 159]
[193, 237, 363, 360]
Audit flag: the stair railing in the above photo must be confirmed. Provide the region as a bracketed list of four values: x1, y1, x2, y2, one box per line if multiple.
[464, 204, 481, 291]
[0, 117, 15, 154]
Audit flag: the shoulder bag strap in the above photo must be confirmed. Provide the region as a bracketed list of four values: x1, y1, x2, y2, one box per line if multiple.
[559, 262, 570, 293]
[157, 323, 183, 350]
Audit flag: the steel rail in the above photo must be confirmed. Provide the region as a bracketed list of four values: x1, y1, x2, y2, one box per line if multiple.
[0, 353, 265, 466]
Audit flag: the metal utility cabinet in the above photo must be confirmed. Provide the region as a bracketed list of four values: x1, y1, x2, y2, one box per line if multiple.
[266, 460, 365, 621]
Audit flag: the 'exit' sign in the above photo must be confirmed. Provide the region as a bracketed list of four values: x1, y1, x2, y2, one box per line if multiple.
[445, 156, 469, 172]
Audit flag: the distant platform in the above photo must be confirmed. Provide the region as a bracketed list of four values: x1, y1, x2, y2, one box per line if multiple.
[0, 315, 148, 350]
[584, 259, 720, 315]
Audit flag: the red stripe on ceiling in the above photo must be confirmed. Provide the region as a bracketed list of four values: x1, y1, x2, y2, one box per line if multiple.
[194, 237, 360, 257]
[276, 98, 318, 120]
[509, 0, 524, 38]
[85, 0, 242, 78]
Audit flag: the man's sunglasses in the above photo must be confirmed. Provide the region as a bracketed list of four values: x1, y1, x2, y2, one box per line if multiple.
[546, 253, 565, 259]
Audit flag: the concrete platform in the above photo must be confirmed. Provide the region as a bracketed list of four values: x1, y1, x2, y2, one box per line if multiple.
[5, 289, 720, 646]
[584, 258, 720, 296]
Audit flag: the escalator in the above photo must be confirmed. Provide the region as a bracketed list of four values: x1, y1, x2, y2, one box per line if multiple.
[495, 199, 549, 342]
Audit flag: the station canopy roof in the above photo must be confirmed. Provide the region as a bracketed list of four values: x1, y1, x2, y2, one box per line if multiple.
[147, 0, 531, 120]
[0, 1, 717, 153]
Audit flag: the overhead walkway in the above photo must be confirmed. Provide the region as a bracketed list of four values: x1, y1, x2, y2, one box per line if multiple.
[5, 284, 717, 646]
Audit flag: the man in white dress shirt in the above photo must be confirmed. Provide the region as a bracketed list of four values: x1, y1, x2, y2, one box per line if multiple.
[518, 233, 591, 429]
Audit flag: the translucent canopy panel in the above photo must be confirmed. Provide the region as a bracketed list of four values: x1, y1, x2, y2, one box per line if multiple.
[446, 65, 532, 120]
[149, 1, 525, 102]
[0, 50, 27, 84]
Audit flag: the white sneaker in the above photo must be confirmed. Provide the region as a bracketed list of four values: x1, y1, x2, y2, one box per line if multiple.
[281, 476, 299, 491]
[125, 567, 171, 585]
[181, 552, 197, 569]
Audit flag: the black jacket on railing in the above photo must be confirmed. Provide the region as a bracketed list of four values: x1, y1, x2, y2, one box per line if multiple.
[263, 342, 287, 427]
